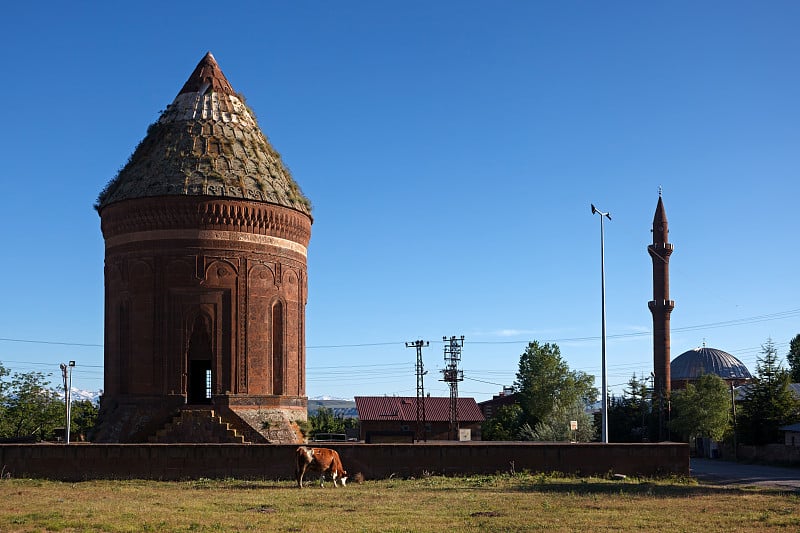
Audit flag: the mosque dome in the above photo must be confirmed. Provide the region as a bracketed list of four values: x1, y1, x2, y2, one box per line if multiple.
[671, 346, 752, 382]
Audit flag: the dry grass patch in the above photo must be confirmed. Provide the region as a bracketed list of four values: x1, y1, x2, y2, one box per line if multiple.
[1, 473, 798, 532]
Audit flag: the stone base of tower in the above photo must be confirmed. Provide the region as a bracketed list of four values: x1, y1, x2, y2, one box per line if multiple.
[91, 394, 187, 443]
[91, 394, 308, 444]
[216, 395, 308, 444]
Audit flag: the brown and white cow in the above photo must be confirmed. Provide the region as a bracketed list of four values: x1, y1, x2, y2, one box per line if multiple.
[295, 446, 348, 488]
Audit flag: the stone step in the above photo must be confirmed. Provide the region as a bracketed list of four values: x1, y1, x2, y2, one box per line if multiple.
[148, 408, 248, 443]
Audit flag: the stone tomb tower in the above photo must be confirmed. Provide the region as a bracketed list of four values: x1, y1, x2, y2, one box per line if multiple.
[94, 53, 312, 443]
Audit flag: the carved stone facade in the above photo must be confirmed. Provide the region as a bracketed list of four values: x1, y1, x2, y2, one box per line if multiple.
[93, 54, 312, 443]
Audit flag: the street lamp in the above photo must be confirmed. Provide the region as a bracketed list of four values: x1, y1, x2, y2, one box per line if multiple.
[730, 378, 738, 460]
[591, 204, 611, 443]
[60, 361, 76, 444]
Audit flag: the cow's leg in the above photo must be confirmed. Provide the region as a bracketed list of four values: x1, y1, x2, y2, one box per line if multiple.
[297, 463, 307, 488]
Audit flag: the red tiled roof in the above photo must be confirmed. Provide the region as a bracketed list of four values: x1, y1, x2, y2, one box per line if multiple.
[355, 396, 485, 423]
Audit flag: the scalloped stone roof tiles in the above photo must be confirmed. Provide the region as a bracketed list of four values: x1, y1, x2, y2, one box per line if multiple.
[96, 52, 311, 216]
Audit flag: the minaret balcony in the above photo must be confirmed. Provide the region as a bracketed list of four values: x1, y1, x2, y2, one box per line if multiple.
[648, 299, 675, 311]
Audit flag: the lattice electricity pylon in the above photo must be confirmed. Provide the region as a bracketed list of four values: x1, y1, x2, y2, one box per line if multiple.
[405, 339, 429, 442]
[440, 335, 464, 440]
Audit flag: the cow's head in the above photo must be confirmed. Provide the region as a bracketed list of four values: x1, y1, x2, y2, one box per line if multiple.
[337, 470, 348, 486]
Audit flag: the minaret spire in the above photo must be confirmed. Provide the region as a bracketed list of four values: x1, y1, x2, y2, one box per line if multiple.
[648, 194, 674, 441]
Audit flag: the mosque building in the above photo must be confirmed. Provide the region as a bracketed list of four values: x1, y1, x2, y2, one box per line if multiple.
[671, 345, 753, 390]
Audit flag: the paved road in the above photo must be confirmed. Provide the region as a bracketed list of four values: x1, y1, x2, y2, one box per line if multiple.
[691, 458, 800, 490]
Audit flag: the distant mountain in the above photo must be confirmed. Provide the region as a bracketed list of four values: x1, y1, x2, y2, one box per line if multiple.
[307, 398, 358, 419]
[309, 395, 353, 401]
[62, 391, 356, 414]
[69, 388, 101, 404]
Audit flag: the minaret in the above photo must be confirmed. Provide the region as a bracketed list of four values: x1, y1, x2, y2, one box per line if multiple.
[647, 191, 674, 440]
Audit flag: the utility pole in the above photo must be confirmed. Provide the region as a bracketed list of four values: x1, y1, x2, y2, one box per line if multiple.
[60, 363, 68, 442]
[406, 340, 429, 442]
[730, 379, 738, 460]
[59, 361, 75, 444]
[441, 335, 464, 440]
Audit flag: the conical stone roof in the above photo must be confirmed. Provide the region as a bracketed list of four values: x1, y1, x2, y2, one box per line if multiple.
[96, 52, 311, 216]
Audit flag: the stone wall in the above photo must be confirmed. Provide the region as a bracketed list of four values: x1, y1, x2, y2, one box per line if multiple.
[736, 443, 800, 465]
[0, 442, 688, 481]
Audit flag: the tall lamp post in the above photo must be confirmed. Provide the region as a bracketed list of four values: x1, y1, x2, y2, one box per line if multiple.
[60, 361, 75, 444]
[730, 378, 738, 460]
[591, 204, 611, 443]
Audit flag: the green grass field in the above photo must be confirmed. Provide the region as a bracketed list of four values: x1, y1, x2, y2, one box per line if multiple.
[2, 473, 798, 532]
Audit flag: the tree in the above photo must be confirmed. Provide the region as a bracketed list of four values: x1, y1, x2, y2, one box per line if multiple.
[513, 341, 598, 437]
[481, 404, 524, 441]
[738, 339, 800, 445]
[0, 368, 63, 440]
[307, 406, 357, 437]
[607, 373, 654, 442]
[668, 373, 731, 445]
[71, 399, 99, 441]
[0, 361, 9, 395]
[788, 334, 800, 383]
[521, 399, 596, 442]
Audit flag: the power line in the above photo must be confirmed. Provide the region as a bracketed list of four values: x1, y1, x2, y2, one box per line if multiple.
[310, 362, 409, 370]
[463, 376, 506, 387]
[0, 337, 103, 347]
[308, 341, 403, 349]
[1, 360, 104, 368]
[4, 341, 789, 380]
[1, 306, 798, 351]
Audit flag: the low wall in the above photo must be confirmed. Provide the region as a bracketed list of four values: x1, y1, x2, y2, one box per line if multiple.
[0, 442, 689, 481]
[737, 443, 800, 465]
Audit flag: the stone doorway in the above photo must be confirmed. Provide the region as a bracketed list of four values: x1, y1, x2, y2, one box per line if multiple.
[188, 360, 212, 404]
[188, 315, 213, 405]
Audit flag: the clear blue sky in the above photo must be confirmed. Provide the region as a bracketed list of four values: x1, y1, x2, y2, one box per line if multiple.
[1, 1, 799, 402]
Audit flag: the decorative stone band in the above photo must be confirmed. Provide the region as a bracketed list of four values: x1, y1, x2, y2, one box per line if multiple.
[216, 394, 308, 408]
[105, 228, 307, 257]
[100, 197, 311, 247]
